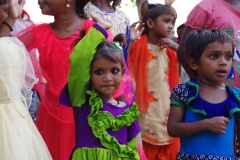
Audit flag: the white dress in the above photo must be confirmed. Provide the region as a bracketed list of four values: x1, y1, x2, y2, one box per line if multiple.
[0, 37, 52, 160]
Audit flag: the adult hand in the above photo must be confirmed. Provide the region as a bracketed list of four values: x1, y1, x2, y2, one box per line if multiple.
[165, 0, 176, 6]
[130, 20, 144, 42]
[90, 12, 112, 30]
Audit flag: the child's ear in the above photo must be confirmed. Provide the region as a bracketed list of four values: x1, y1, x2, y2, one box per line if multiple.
[146, 18, 154, 29]
[187, 57, 199, 70]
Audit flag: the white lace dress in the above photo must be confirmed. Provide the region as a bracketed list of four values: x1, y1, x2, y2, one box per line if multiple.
[0, 37, 52, 160]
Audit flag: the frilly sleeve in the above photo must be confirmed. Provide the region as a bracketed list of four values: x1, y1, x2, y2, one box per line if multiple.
[170, 83, 190, 108]
[68, 24, 108, 107]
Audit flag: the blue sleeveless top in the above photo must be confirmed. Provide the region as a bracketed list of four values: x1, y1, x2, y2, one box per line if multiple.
[170, 81, 240, 157]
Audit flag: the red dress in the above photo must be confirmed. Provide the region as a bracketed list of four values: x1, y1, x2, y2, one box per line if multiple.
[17, 20, 114, 160]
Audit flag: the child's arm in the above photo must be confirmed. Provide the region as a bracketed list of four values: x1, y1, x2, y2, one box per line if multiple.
[167, 105, 230, 137]
[68, 14, 112, 107]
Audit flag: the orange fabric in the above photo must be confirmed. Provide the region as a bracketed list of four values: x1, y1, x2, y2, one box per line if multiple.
[128, 35, 179, 112]
[142, 138, 180, 160]
[166, 47, 179, 90]
[128, 35, 149, 112]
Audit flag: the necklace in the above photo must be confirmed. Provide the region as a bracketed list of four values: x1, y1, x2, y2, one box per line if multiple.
[103, 99, 119, 106]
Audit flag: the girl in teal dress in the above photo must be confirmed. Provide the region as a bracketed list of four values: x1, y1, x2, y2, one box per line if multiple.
[167, 29, 240, 159]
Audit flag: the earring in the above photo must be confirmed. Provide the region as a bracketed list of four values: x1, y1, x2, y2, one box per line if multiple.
[66, 0, 70, 7]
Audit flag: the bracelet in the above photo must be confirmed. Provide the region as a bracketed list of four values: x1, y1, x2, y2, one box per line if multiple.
[2, 21, 13, 31]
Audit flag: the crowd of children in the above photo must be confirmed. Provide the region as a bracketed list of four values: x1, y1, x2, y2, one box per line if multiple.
[1, 0, 240, 159]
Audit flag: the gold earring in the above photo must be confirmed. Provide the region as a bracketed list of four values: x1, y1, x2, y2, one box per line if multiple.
[66, 0, 70, 7]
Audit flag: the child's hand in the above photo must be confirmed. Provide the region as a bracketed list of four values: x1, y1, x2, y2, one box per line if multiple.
[206, 116, 229, 134]
[130, 20, 145, 42]
[158, 38, 179, 51]
[8, 0, 24, 20]
[90, 12, 112, 30]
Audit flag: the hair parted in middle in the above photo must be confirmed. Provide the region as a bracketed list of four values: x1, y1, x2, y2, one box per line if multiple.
[92, 41, 124, 69]
[139, 0, 177, 35]
[185, 29, 235, 65]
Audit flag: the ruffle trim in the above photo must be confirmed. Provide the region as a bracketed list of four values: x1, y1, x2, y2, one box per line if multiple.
[186, 81, 240, 119]
[86, 89, 140, 159]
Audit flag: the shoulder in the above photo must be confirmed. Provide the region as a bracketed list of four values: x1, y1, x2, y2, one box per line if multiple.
[115, 8, 130, 25]
[196, 0, 216, 10]
[170, 83, 190, 107]
[232, 87, 240, 95]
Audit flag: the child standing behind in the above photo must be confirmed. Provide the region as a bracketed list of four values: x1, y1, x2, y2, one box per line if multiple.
[128, 1, 180, 159]
[168, 29, 240, 159]
[60, 15, 141, 159]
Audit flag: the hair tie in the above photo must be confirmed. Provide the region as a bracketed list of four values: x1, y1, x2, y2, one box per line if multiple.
[112, 42, 123, 50]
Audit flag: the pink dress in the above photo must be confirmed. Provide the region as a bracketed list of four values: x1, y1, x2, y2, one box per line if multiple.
[16, 20, 113, 160]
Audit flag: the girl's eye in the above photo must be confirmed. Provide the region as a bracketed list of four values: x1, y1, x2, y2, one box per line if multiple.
[111, 68, 119, 74]
[94, 70, 103, 75]
[209, 54, 218, 59]
[225, 54, 232, 60]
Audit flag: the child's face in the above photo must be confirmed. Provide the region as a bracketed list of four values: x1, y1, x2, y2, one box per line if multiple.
[193, 41, 233, 83]
[90, 57, 123, 99]
[151, 14, 175, 38]
[38, 0, 66, 15]
[0, 4, 8, 24]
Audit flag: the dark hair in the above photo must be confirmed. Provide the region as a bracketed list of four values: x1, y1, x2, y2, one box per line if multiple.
[139, 0, 177, 35]
[76, 0, 90, 18]
[185, 29, 235, 64]
[177, 23, 185, 31]
[108, 0, 122, 8]
[92, 41, 124, 68]
[0, 0, 7, 5]
[113, 33, 126, 47]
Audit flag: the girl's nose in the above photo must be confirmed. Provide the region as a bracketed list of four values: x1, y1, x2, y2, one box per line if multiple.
[219, 57, 227, 66]
[103, 73, 113, 81]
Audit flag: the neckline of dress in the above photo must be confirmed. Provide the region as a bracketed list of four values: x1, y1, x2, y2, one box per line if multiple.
[90, 1, 116, 14]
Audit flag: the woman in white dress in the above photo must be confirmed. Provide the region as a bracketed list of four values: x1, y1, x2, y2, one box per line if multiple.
[0, 0, 52, 159]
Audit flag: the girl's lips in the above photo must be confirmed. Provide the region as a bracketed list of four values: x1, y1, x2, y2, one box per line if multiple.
[216, 70, 227, 77]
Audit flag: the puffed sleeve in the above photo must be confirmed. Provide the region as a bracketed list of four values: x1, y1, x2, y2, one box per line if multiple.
[170, 83, 190, 108]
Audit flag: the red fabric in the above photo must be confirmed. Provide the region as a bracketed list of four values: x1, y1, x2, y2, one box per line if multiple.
[16, 20, 113, 160]
[166, 47, 179, 90]
[128, 35, 149, 112]
[142, 138, 180, 160]
[22, 10, 30, 20]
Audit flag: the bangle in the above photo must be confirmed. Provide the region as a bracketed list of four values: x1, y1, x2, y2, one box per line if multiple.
[2, 21, 13, 31]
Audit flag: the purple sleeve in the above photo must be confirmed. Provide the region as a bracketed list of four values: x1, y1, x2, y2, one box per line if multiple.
[93, 24, 108, 39]
[127, 120, 141, 142]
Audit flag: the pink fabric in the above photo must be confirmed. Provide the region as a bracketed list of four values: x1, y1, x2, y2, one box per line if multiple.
[186, 0, 240, 87]
[113, 59, 133, 105]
